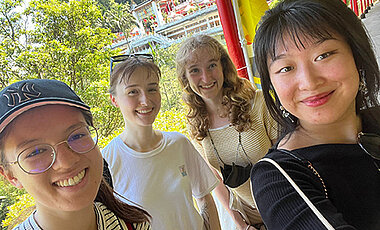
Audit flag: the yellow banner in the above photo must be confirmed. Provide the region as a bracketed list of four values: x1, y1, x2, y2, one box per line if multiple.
[238, 0, 269, 44]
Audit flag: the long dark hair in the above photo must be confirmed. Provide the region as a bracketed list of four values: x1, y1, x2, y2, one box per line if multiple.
[254, 0, 380, 137]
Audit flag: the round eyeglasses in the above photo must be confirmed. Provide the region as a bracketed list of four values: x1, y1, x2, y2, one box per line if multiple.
[2, 126, 98, 174]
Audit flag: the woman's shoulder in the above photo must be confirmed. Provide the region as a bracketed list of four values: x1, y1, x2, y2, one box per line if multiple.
[251, 89, 265, 109]
[94, 202, 151, 230]
[131, 222, 151, 230]
[360, 106, 380, 134]
[251, 147, 309, 179]
[247, 89, 268, 119]
[101, 135, 122, 151]
[160, 131, 196, 149]
[161, 131, 188, 142]
[13, 210, 40, 230]
[161, 130, 184, 137]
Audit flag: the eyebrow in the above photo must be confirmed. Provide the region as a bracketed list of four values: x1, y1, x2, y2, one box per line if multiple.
[15, 122, 87, 150]
[269, 37, 337, 68]
[187, 58, 219, 70]
[124, 82, 159, 89]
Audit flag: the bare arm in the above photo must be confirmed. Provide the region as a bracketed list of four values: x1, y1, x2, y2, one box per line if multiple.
[195, 193, 221, 230]
[211, 168, 255, 230]
[191, 140, 255, 229]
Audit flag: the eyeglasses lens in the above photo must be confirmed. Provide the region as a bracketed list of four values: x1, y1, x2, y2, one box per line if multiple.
[358, 133, 380, 160]
[67, 126, 98, 153]
[17, 126, 98, 174]
[18, 145, 55, 174]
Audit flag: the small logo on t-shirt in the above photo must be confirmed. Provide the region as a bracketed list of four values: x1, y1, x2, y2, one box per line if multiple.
[179, 165, 187, 177]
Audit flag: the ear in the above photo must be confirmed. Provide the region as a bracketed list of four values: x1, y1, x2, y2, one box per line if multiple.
[110, 94, 119, 108]
[0, 166, 23, 189]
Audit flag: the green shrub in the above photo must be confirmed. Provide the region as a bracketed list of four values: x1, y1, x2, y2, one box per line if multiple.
[0, 178, 34, 230]
[2, 194, 35, 229]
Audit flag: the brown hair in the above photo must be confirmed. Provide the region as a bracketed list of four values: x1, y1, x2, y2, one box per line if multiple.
[95, 179, 151, 223]
[110, 57, 161, 96]
[176, 34, 256, 141]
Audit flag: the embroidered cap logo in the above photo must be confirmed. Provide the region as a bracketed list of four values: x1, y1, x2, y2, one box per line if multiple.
[3, 83, 41, 107]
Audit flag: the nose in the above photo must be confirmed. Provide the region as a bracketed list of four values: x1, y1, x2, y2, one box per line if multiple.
[51, 143, 81, 170]
[139, 91, 149, 106]
[200, 68, 211, 82]
[297, 63, 323, 91]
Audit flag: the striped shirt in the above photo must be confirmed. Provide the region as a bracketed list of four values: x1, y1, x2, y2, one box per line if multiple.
[13, 202, 151, 230]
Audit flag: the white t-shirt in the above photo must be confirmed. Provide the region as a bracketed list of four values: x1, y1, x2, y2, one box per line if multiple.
[102, 131, 219, 230]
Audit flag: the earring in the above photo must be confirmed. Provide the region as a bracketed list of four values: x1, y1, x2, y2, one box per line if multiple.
[359, 69, 368, 95]
[280, 105, 294, 123]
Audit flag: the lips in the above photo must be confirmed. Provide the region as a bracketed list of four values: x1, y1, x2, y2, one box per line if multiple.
[302, 91, 334, 107]
[136, 107, 154, 114]
[55, 169, 85, 187]
[200, 81, 216, 89]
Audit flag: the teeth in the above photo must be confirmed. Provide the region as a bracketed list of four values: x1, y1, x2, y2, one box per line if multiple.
[201, 82, 215, 89]
[56, 169, 85, 187]
[137, 108, 153, 114]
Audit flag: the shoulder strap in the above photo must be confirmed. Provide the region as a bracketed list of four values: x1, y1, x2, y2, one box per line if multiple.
[258, 158, 335, 230]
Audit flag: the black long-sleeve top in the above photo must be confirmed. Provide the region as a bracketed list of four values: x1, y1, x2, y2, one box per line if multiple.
[251, 144, 380, 230]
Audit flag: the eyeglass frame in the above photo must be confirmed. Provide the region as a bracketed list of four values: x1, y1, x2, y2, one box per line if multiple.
[109, 53, 154, 75]
[357, 131, 380, 171]
[0, 125, 98, 175]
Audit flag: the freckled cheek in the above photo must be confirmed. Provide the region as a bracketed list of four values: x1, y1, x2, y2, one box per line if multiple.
[327, 60, 357, 81]
[272, 80, 291, 98]
[275, 85, 295, 107]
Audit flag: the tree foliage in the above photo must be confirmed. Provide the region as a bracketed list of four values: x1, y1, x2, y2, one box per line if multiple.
[0, 0, 125, 138]
[100, 0, 137, 33]
[152, 43, 183, 111]
[1, 193, 35, 230]
[0, 0, 27, 87]
[0, 177, 30, 230]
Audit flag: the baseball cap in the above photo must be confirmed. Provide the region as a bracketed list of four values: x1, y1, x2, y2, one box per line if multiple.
[0, 79, 90, 134]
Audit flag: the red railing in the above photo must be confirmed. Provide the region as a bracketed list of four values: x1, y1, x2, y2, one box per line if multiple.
[346, 0, 375, 18]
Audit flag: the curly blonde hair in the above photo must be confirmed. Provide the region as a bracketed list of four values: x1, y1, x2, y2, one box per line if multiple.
[176, 35, 256, 141]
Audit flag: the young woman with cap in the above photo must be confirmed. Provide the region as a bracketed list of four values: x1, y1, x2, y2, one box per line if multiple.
[0, 79, 151, 230]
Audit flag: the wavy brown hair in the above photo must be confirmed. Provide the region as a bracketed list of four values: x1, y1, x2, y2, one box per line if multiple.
[176, 35, 256, 141]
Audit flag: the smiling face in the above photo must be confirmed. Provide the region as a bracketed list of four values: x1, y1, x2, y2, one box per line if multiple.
[185, 48, 224, 105]
[0, 105, 103, 213]
[111, 67, 161, 127]
[268, 33, 359, 127]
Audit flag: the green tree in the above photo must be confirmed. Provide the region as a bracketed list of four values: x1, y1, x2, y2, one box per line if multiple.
[0, 0, 27, 88]
[100, 0, 138, 52]
[14, 0, 123, 137]
[152, 43, 183, 111]
[0, 177, 29, 230]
